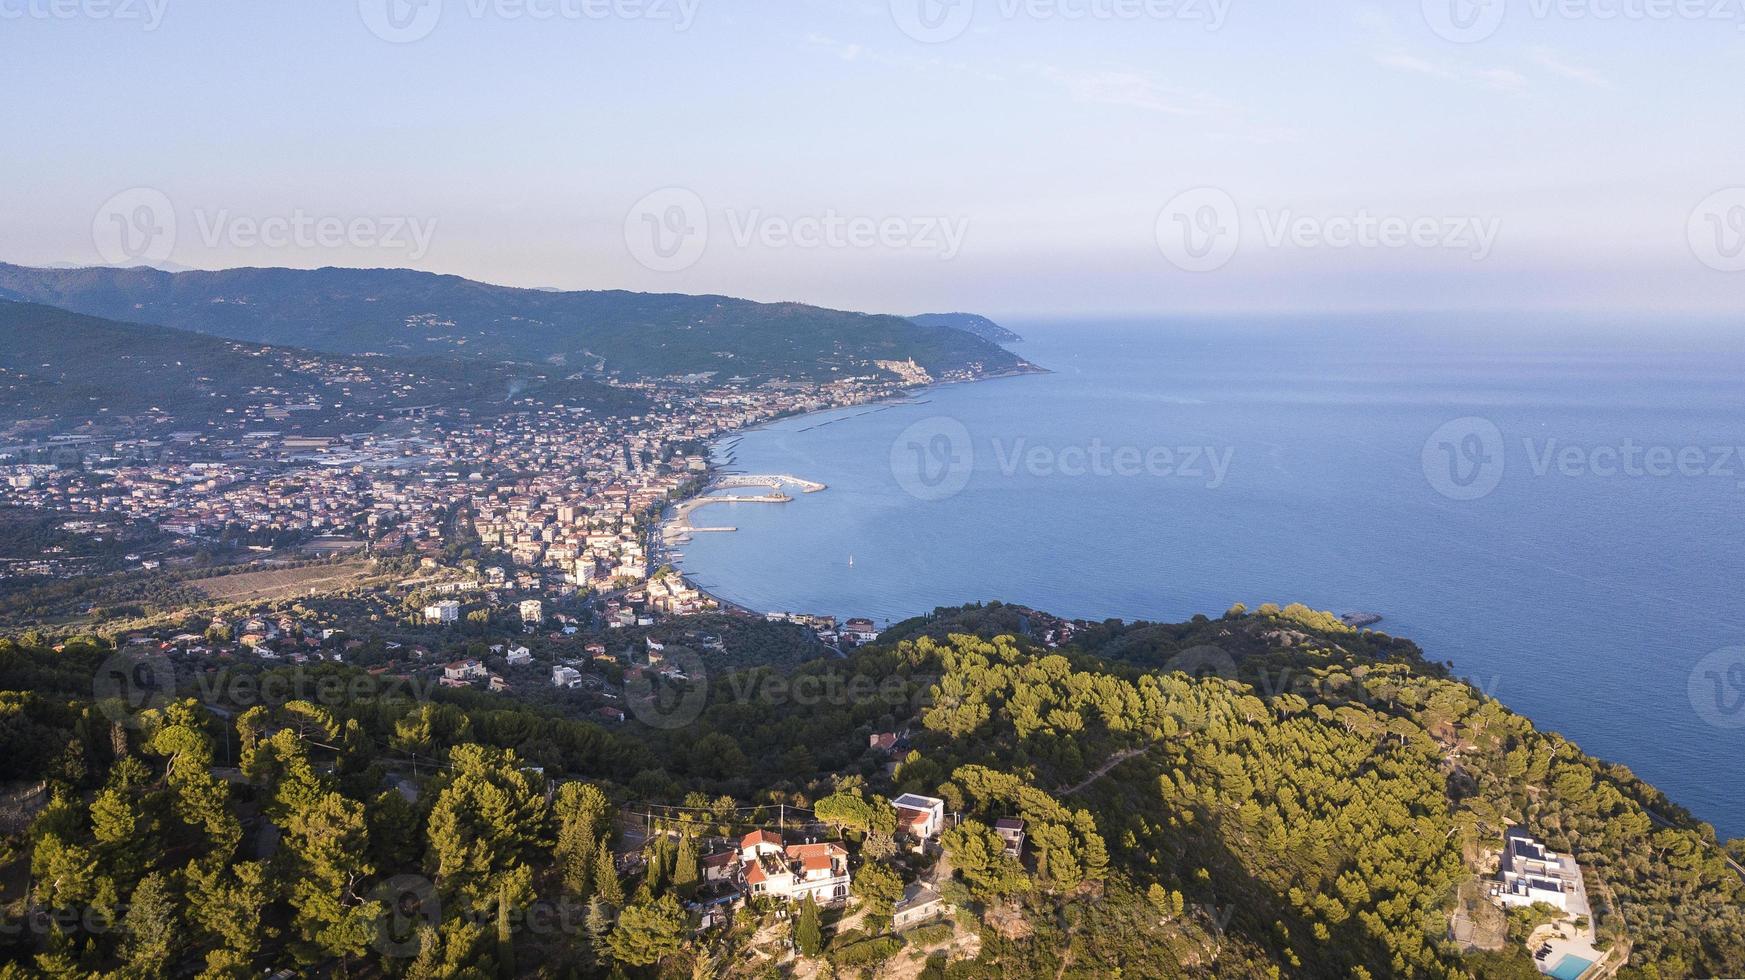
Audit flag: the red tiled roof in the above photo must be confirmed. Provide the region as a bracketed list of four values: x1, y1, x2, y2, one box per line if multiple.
[898, 807, 931, 826]
[740, 829, 782, 850]
[785, 842, 846, 873]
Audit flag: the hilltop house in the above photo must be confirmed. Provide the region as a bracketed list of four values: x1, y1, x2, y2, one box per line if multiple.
[1490, 827, 1589, 914]
[892, 793, 947, 840]
[994, 818, 1026, 858]
[442, 659, 488, 686]
[737, 831, 852, 906]
[842, 618, 880, 643]
[893, 881, 952, 930]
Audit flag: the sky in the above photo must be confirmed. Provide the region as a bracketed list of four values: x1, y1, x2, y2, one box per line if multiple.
[2, 0, 1743, 318]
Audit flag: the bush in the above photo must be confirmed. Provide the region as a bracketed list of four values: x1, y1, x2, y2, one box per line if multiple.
[902, 922, 955, 947]
[830, 936, 904, 967]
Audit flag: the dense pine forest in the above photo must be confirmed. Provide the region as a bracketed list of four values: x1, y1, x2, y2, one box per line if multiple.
[0, 603, 1739, 978]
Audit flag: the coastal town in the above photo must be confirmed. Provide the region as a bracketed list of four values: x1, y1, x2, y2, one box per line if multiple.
[0, 364, 976, 642]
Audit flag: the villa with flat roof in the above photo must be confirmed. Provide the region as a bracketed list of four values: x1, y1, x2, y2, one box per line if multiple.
[891, 793, 947, 839]
[1490, 827, 1590, 916]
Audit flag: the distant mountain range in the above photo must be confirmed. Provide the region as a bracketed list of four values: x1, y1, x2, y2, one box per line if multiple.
[908, 311, 1022, 343]
[0, 264, 1032, 383]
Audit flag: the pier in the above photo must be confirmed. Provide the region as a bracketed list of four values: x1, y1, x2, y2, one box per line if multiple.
[659, 472, 827, 549]
[713, 473, 827, 493]
[661, 491, 796, 546]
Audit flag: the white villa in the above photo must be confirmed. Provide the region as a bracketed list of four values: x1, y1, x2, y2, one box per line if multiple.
[892, 793, 947, 839]
[736, 830, 852, 905]
[1491, 827, 1589, 915]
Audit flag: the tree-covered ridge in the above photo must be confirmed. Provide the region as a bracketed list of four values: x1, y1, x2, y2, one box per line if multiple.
[0, 302, 650, 437]
[0, 605, 1737, 977]
[907, 313, 1023, 344]
[0, 265, 1032, 383]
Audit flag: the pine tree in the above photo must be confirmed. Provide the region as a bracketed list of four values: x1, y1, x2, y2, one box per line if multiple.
[671, 834, 699, 894]
[284, 791, 378, 964]
[606, 894, 688, 967]
[795, 893, 824, 956]
[185, 859, 279, 967]
[592, 839, 624, 908]
[585, 896, 614, 965]
[555, 815, 597, 898]
[121, 872, 180, 976]
[425, 745, 546, 906]
[644, 835, 673, 898]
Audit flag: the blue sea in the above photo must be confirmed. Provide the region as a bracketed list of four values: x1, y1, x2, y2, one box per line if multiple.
[675, 316, 1745, 840]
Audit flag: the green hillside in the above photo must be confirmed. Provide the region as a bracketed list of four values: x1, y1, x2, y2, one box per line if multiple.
[910, 312, 1023, 343]
[0, 302, 648, 439]
[0, 265, 1033, 382]
[0, 603, 1736, 977]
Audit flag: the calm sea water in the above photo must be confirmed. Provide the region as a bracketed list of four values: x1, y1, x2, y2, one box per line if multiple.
[676, 316, 1745, 839]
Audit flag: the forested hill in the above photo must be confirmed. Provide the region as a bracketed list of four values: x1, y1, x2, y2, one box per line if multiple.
[0, 302, 648, 437]
[908, 312, 1023, 343]
[0, 264, 1033, 382]
[0, 603, 1738, 977]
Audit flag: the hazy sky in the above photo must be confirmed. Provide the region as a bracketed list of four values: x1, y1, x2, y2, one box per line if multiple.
[3, 0, 1743, 317]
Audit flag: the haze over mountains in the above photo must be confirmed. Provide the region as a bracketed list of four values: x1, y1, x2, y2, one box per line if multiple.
[0, 264, 1029, 383]
[907, 312, 1023, 343]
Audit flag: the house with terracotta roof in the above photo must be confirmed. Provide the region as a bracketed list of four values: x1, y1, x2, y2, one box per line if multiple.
[441, 658, 488, 687]
[892, 793, 947, 840]
[701, 849, 738, 883]
[737, 831, 852, 906]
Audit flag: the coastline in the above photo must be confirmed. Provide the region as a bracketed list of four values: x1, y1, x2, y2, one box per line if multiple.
[654, 363, 1045, 619]
[638, 331, 1743, 841]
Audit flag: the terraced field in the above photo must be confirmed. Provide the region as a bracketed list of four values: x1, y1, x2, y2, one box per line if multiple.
[188, 559, 383, 603]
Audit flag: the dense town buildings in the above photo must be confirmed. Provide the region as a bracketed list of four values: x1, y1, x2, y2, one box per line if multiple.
[0, 373, 911, 595]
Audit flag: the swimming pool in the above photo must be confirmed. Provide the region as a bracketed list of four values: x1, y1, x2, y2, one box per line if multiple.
[1547, 954, 1594, 980]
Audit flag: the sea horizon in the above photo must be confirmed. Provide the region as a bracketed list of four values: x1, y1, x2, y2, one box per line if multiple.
[674, 314, 1745, 841]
